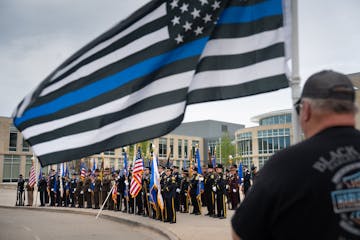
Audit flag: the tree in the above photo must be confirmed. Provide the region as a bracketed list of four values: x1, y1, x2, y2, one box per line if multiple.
[217, 132, 235, 168]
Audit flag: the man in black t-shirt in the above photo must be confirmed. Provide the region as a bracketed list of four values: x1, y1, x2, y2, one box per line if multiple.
[232, 70, 360, 240]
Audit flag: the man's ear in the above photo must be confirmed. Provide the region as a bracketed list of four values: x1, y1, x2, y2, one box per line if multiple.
[302, 101, 311, 122]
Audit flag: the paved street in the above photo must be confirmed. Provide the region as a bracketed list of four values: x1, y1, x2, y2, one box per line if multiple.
[0, 207, 167, 240]
[0, 187, 234, 240]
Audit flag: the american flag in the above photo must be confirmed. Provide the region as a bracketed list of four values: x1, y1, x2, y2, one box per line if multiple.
[80, 161, 87, 179]
[130, 148, 144, 197]
[13, 0, 291, 166]
[28, 164, 36, 188]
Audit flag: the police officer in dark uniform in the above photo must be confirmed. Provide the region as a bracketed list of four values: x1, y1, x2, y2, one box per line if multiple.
[164, 168, 176, 223]
[76, 175, 84, 208]
[180, 169, 189, 213]
[38, 173, 47, 207]
[101, 169, 111, 209]
[189, 167, 201, 215]
[16, 174, 25, 206]
[84, 170, 92, 208]
[49, 169, 56, 206]
[159, 165, 167, 220]
[172, 166, 182, 212]
[204, 164, 216, 216]
[69, 173, 78, 207]
[214, 164, 226, 219]
[229, 164, 240, 210]
[142, 167, 151, 217]
[93, 169, 101, 209]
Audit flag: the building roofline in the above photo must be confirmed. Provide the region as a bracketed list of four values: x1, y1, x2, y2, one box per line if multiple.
[181, 119, 244, 126]
[250, 109, 292, 123]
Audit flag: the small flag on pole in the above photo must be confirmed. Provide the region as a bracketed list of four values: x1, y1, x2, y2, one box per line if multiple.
[150, 153, 164, 210]
[129, 147, 144, 197]
[29, 164, 36, 188]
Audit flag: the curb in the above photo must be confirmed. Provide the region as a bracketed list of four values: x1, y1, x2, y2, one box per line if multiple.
[0, 205, 179, 240]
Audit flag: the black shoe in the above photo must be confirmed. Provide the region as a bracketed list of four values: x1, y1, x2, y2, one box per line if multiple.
[219, 216, 226, 219]
[170, 221, 176, 224]
[195, 212, 201, 215]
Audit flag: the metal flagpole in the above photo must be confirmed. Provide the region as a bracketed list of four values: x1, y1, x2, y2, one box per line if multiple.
[96, 184, 115, 219]
[34, 153, 39, 207]
[288, 0, 302, 144]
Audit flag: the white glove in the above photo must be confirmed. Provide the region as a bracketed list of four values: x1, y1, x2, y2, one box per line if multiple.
[88, 189, 91, 192]
[184, 193, 188, 196]
[199, 177, 204, 181]
[74, 188, 76, 191]
[232, 189, 237, 193]
[226, 185, 229, 190]
[80, 191, 84, 194]
[176, 188, 181, 193]
[125, 180, 129, 186]
[51, 188, 54, 192]
[212, 186, 217, 192]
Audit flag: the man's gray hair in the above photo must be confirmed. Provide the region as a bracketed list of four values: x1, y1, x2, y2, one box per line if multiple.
[305, 98, 358, 114]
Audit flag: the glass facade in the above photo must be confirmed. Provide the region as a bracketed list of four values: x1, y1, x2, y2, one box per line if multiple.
[104, 150, 115, 156]
[259, 113, 291, 126]
[22, 139, 30, 152]
[237, 132, 252, 155]
[178, 139, 182, 159]
[258, 128, 291, 154]
[170, 138, 174, 158]
[3, 155, 20, 182]
[258, 156, 268, 169]
[9, 132, 17, 152]
[159, 138, 167, 158]
[191, 140, 199, 159]
[241, 157, 252, 169]
[184, 140, 188, 158]
[25, 155, 33, 179]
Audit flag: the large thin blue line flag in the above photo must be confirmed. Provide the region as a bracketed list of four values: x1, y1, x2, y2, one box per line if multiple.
[13, 0, 292, 166]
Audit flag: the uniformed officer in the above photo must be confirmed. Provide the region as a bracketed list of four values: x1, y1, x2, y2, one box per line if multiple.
[214, 164, 226, 219]
[229, 164, 240, 210]
[172, 166, 182, 212]
[49, 169, 56, 206]
[189, 167, 201, 215]
[204, 164, 216, 217]
[76, 174, 84, 208]
[38, 173, 47, 207]
[69, 173, 78, 207]
[84, 169, 92, 208]
[180, 169, 189, 213]
[164, 168, 176, 223]
[101, 168, 111, 209]
[159, 165, 167, 220]
[63, 176, 70, 207]
[93, 169, 101, 209]
[142, 167, 151, 217]
[16, 174, 25, 206]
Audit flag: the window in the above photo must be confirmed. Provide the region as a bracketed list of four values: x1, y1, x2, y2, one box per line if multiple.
[221, 125, 228, 133]
[184, 140, 188, 159]
[159, 138, 167, 158]
[25, 155, 33, 180]
[22, 139, 30, 152]
[9, 132, 17, 151]
[109, 158, 115, 169]
[3, 155, 20, 182]
[178, 139, 182, 159]
[104, 150, 115, 155]
[170, 138, 174, 158]
[191, 140, 199, 159]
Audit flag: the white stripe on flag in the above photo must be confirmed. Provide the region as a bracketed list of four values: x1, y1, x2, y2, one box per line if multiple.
[32, 101, 186, 156]
[201, 28, 284, 57]
[189, 57, 286, 92]
[22, 71, 193, 139]
[48, 3, 167, 83]
[41, 27, 170, 96]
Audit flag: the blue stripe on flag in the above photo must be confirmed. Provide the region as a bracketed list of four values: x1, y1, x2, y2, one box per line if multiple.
[15, 37, 209, 125]
[218, 0, 282, 24]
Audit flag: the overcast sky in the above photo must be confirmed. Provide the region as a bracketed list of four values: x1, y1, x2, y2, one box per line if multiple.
[1, 0, 359, 127]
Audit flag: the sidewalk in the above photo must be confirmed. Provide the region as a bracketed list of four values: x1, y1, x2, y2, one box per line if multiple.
[0, 188, 233, 240]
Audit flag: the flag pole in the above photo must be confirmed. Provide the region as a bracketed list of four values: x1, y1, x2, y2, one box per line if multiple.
[96, 184, 115, 219]
[288, 0, 302, 144]
[33, 153, 38, 207]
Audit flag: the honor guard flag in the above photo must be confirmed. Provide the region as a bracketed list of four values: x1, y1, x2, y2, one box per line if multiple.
[13, 0, 291, 166]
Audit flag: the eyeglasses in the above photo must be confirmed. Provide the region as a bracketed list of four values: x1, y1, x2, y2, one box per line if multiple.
[294, 100, 303, 115]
